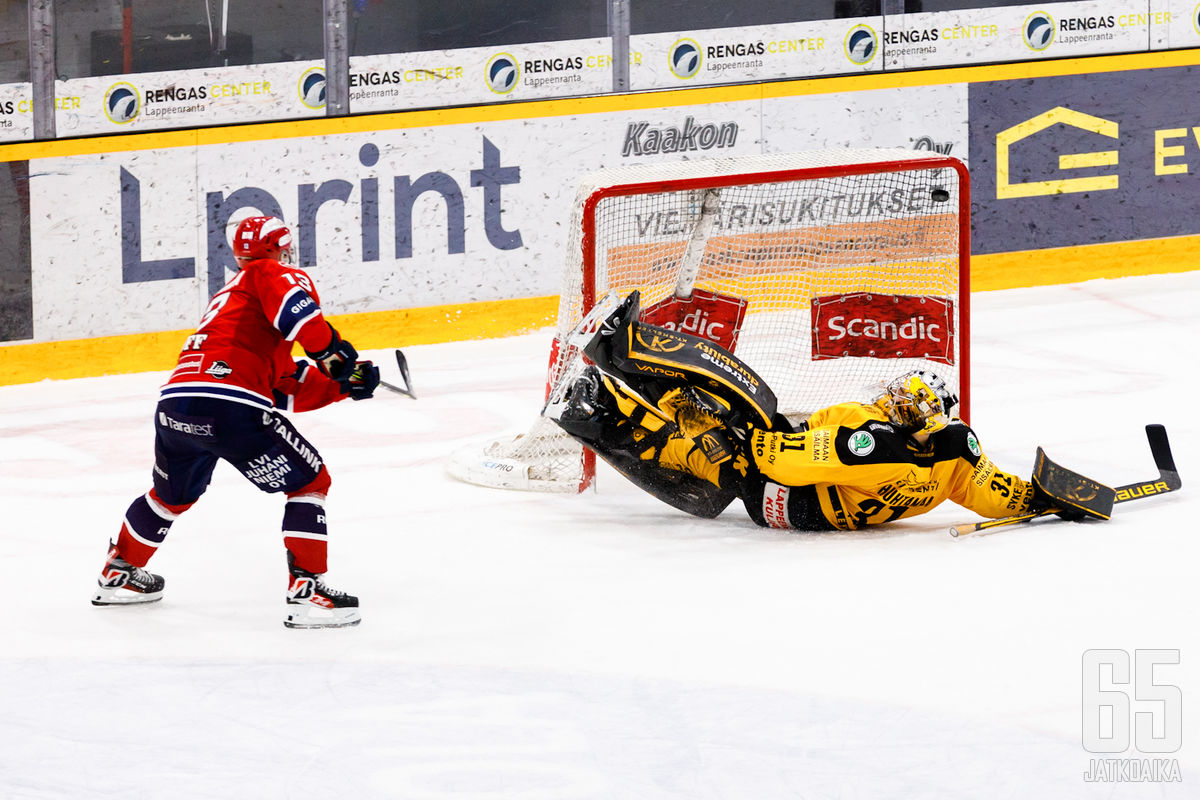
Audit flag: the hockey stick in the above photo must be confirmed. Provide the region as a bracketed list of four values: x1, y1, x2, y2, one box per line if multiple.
[949, 424, 1180, 537]
[379, 349, 416, 399]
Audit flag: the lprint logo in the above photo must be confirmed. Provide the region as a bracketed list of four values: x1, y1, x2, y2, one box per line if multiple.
[995, 106, 1119, 199]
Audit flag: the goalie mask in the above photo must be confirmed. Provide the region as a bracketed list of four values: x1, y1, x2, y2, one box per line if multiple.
[232, 216, 294, 265]
[876, 370, 958, 435]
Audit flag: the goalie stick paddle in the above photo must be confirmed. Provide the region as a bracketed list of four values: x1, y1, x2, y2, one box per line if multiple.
[379, 349, 416, 399]
[949, 424, 1181, 537]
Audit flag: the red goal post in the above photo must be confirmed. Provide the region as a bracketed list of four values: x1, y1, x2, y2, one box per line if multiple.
[448, 148, 971, 493]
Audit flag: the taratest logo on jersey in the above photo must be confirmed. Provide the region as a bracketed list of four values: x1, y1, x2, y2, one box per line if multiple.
[668, 39, 702, 79]
[104, 82, 141, 124]
[298, 67, 327, 109]
[844, 25, 878, 65]
[485, 54, 519, 94]
[848, 431, 876, 456]
[811, 293, 955, 365]
[1023, 12, 1056, 51]
[966, 432, 981, 457]
[205, 360, 233, 379]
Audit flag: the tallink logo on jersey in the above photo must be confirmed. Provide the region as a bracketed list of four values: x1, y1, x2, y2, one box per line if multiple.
[485, 54, 519, 94]
[104, 82, 141, 124]
[844, 25, 878, 65]
[1023, 12, 1056, 51]
[668, 39, 702, 79]
[298, 67, 326, 109]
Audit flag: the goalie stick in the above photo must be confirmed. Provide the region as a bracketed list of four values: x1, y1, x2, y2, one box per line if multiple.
[949, 424, 1180, 537]
[379, 349, 416, 399]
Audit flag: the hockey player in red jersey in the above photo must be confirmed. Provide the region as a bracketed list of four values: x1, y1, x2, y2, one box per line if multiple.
[92, 216, 380, 628]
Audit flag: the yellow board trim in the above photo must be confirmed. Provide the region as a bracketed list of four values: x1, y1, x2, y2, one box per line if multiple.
[971, 235, 1200, 291]
[4, 235, 1196, 387]
[0, 295, 558, 386]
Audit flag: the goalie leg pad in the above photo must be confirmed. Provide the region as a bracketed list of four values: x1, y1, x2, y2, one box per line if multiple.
[594, 447, 739, 519]
[1031, 448, 1116, 520]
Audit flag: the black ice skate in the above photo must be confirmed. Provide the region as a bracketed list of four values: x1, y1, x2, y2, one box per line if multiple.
[284, 555, 361, 629]
[92, 542, 165, 606]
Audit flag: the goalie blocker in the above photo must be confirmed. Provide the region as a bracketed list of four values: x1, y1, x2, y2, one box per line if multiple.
[1031, 447, 1116, 520]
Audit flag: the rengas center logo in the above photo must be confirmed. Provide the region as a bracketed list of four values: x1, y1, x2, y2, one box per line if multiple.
[995, 106, 1119, 199]
[298, 67, 326, 109]
[485, 53, 520, 94]
[104, 82, 140, 124]
[844, 25, 878, 65]
[669, 39, 702, 79]
[1023, 12, 1056, 51]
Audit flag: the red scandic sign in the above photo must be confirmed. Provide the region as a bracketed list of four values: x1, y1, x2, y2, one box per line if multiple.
[641, 288, 748, 353]
[810, 293, 955, 364]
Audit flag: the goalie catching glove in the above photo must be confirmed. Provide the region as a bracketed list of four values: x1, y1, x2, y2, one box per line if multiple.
[657, 386, 750, 466]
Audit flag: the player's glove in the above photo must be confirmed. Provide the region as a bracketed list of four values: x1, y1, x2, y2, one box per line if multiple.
[305, 325, 358, 382]
[342, 361, 380, 401]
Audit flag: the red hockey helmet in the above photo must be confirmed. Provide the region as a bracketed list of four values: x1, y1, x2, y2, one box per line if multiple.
[232, 216, 293, 264]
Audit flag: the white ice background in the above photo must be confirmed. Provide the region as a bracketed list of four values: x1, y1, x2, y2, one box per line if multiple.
[2, 272, 1198, 799]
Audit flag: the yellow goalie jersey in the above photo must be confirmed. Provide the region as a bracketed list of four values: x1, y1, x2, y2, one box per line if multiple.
[749, 402, 1036, 530]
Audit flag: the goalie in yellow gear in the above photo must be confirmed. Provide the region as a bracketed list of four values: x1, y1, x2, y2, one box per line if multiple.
[547, 291, 1111, 530]
[549, 361, 1094, 531]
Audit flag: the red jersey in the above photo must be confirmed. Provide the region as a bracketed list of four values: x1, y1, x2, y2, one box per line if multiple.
[161, 258, 347, 412]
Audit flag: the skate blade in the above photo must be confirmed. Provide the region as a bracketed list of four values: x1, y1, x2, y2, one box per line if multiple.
[283, 604, 361, 629]
[91, 586, 164, 606]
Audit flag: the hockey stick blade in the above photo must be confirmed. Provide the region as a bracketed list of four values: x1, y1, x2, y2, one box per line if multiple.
[950, 424, 1181, 537]
[380, 349, 416, 399]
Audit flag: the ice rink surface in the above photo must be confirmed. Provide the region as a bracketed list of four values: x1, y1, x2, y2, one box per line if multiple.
[3, 271, 1198, 799]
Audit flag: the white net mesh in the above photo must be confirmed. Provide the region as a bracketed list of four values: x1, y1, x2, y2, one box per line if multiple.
[447, 149, 968, 492]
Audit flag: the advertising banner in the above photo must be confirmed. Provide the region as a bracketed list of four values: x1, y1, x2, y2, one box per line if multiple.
[349, 38, 614, 113]
[0, 83, 33, 143]
[629, 17, 883, 91]
[55, 60, 326, 137]
[885, 0, 1164, 71]
[968, 63, 1200, 253]
[1150, 0, 1200, 48]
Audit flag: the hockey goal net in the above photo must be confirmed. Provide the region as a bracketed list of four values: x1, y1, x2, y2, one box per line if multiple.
[448, 148, 970, 492]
